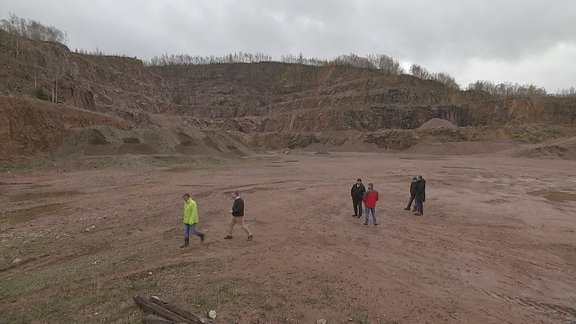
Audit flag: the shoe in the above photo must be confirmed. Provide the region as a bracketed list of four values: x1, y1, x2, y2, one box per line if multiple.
[413, 212, 420, 216]
[404, 208, 410, 210]
[247, 235, 253, 241]
[224, 235, 232, 239]
[180, 240, 189, 248]
[352, 214, 357, 217]
[363, 223, 368, 225]
[200, 234, 205, 242]
[374, 223, 378, 226]
[420, 212, 423, 216]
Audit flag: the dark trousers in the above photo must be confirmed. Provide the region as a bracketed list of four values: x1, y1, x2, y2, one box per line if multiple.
[352, 197, 363, 216]
[406, 195, 416, 209]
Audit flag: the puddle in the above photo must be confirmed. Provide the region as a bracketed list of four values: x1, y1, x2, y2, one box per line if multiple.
[1, 203, 70, 223]
[529, 190, 576, 202]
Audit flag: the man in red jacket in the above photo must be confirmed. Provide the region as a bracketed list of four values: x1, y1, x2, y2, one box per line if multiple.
[363, 183, 379, 226]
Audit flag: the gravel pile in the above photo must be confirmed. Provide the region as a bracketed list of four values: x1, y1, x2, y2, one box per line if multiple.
[418, 118, 457, 129]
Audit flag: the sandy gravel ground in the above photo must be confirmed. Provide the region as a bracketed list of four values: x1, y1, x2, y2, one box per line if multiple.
[1, 151, 575, 323]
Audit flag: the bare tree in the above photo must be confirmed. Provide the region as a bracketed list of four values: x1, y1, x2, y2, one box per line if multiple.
[467, 81, 547, 97]
[368, 54, 404, 75]
[329, 53, 376, 69]
[0, 13, 68, 44]
[556, 87, 576, 97]
[409, 64, 432, 80]
[432, 72, 460, 90]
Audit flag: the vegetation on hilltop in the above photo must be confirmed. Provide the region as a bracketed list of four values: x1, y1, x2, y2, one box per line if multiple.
[2, 13, 574, 98]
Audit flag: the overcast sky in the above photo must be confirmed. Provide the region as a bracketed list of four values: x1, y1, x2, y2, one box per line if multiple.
[1, 0, 575, 92]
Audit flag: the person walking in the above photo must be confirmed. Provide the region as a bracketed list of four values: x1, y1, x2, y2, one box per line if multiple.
[413, 176, 426, 216]
[404, 176, 418, 211]
[224, 191, 253, 241]
[351, 178, 366, 218]
[181, 193, 205, 248]
[363, 183, 379, 226]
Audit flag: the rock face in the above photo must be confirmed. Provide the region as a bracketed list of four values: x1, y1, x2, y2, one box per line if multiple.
[1, 29, 576, 162]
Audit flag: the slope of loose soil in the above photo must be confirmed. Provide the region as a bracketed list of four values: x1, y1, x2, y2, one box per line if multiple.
[513, 136, 576, 160]
[1, 150, 575, 323]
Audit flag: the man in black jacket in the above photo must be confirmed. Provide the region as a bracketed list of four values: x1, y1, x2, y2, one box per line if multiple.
[224, 191, 253, 240]
[351, 178, 366, 218]
[413, 176, 426, 216]
[404, 176, 418, 211]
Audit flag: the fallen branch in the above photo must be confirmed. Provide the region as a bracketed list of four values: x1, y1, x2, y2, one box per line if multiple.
[133, 295, 206, 324]
[149, 296, 206, 323]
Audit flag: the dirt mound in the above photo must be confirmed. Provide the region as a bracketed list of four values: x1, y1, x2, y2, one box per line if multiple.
[514, 136, 576, 159]
[0, 97, 256, 165]
[418, 118, 458, 129]
[55, 125, 254, 159]
[404, 140, 519, 155]
[0, 97, 132, 164]
[406, 136, 576, 159]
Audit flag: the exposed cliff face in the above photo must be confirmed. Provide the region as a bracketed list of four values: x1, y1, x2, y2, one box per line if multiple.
[152, 63, 575, 130]
[451, 92, 576, 126]
[1, 29, 575, 163]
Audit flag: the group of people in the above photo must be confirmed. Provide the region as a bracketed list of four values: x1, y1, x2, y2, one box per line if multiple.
[404, 176, 426, 215]
[351, 178, 381, 225]
[180, 190, 253, 248]
[179, 175, 426, 247]
[350, 176, 426, 226]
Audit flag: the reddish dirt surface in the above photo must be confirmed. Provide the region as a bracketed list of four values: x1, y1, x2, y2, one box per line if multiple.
[1, 150, 576, 323]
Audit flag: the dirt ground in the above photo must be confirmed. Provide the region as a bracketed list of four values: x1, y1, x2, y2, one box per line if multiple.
[1, 148, 576, 323]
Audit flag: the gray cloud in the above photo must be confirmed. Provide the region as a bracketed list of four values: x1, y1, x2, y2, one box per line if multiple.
[1, 0, 574, 92]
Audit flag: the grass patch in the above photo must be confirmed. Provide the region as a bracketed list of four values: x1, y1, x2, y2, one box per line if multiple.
[1, 272, 161, 323]
[0, 275, 47, 299]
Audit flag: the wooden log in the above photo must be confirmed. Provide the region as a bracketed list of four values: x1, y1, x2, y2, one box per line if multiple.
[148, 296, 206, 324]
[133, 295, 190, 323]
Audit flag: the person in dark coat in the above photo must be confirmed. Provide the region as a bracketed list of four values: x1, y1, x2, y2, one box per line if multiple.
[350, 178, 366, 218]
[224, 191, 253, 240]
[404, 176, 418, 211]
[413, 176, 426, 216]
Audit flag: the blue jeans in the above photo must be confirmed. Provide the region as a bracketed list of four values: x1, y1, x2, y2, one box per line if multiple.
[415, 200, 424, 214]
[364, 207, 377, 225]
[184, 223, 204, 240]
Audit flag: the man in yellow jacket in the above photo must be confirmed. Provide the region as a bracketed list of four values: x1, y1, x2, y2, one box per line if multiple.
[181, 193, 205, 248]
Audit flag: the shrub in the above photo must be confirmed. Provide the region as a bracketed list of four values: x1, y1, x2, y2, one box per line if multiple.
[34, 86, 48, 100]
